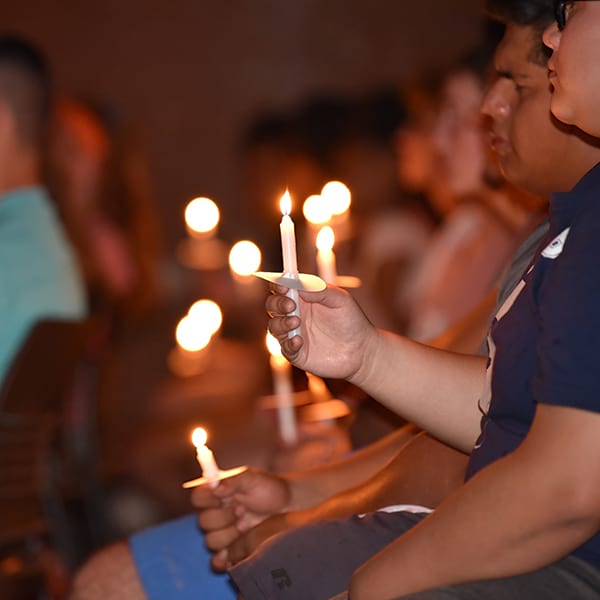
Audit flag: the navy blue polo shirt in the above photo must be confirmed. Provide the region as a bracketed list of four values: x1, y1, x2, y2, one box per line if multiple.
[466, 162, 600, 568]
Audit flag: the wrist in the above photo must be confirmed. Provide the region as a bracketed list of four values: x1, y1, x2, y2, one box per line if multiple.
[347, 326, 382, 390]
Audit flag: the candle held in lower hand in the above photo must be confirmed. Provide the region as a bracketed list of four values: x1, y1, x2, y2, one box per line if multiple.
[266, 332, 298, 445]
[191, 427, 220, 482]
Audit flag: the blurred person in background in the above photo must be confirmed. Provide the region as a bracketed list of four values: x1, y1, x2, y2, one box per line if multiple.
[405, 25, 546, 347]
[0, 35, 86, 388]
[49, 96, 162, 324]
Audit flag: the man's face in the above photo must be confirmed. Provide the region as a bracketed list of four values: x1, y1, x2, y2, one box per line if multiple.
[543, 1, 600, 137]
[433, 71, 487, 198]
[481, 23, 577, 196]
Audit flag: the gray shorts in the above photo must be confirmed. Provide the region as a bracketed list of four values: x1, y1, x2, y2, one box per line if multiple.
[229, 511, 600, 600]
[230, 510, 425, 600]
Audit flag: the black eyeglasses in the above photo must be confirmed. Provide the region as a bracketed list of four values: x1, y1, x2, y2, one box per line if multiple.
[555, 0, 567, 30]
[555, 0, 577, 30]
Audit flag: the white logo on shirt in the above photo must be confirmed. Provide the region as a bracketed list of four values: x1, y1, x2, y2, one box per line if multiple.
[541, 228, 570, 259]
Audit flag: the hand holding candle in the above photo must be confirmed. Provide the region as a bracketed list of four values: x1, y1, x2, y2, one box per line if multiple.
[279, 190, 301, 338]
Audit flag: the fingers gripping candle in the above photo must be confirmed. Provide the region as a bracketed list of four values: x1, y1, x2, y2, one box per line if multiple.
[279, 190, 301, 338]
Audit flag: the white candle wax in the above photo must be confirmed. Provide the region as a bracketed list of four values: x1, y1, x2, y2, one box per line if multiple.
[316, 225, 337, 284]
[280, 214, 299, 277]
[270, 353, 298, 446]
[192, 428, 220, 483]
[279, 190, 301, 338]
[317, 249, 336, 284]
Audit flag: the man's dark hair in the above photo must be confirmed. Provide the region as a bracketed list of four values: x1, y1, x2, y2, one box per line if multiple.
[0, 34, 52, 146]
[486, 0, 555, 64]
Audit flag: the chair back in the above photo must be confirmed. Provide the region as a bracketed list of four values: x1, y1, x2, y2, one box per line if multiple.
[0, 320, 86, 415]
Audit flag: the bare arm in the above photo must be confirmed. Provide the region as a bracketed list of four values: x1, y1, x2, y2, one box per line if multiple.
[267, 285, 486, 452]
[348, 404, 600, 599]
[283, 424, 421, 510]
[224, 432, 469, 566]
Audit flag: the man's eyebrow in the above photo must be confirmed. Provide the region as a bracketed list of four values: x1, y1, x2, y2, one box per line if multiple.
[495, 68, 530, 80]
[496, 68, 514, 80]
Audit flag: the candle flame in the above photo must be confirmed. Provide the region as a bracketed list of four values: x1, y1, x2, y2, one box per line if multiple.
[321, 181, 351, 216]
[266, 331, 283, 357]
[316, 226, 335, 252]
[191, 427, 208, 448]
[185, 197, 220, 233]
[279, 190, 292, 216]
[229, 240, 262, 276]
[303, 194, 331, 225]
[175, 315, 213, 352]
[189, 299, 223, 335]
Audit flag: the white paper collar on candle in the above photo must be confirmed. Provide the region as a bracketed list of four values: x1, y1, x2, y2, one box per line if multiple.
[254, 271, 326, 292]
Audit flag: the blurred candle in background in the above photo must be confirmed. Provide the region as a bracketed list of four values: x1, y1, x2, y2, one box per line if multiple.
[168, 299, 222, 376]
[266, 331, 297, 446]
[188, 299, 223, 337]
[316, 225, 337, 284]
[185, 197, 220, 238]
[321, 181, 351, 242]
[229, 240, 262, 279]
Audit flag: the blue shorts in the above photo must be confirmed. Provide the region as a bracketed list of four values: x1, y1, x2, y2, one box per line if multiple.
[130, 513, 238, 600]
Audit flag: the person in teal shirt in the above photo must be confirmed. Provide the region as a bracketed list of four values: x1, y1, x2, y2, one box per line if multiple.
[0, 36, 86, 388]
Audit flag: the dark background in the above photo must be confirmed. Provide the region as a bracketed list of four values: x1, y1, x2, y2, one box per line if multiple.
[4, 0, 484, 251]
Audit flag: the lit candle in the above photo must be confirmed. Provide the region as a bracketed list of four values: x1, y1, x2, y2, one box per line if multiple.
[266, 332, 298, 446]
[321, 181, 351, 242]
[306, 372, 331, 403]
[185, 197, 220, 238]
[229, 240, 262, 277]
[279, 190, 301, 338]
[316, 226, 337, 284]
[280, 190, 298, 276]
[321, 181, 351, 217]
[188, 299, 223, 336]
[191, 427, 220, 483]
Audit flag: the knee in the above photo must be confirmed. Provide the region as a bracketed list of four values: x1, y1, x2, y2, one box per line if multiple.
[69, 541, 147, 600]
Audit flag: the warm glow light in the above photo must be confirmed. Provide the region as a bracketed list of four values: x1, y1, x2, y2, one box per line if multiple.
[229, 241, 262, 276]
[321, 181, 351, 215]
[175, 315, 212, 352]
[316, 226, 335, 252]
[185, 197, 220, 233]
[303, 195, 331, 225]
[189, 299, 223, 335]
[191, 427, 208, 448]
[279, 190, 292, 216]
[266, 331, 283, 357]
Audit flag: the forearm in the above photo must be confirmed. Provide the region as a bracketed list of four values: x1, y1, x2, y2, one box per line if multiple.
[352, 330, 486, 452]
[283, 424, 421, 511]
[350, 440, 600, 598]
[288, 432, 468, 528]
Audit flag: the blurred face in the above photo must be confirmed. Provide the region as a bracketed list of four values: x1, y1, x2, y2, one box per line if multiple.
[433, 71, 486, 198]
[481, 24, 581, 197]
[543, 1, 600, 136]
